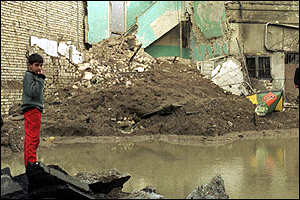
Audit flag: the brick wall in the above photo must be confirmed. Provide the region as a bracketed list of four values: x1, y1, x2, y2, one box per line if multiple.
[1, 1, 86, 115]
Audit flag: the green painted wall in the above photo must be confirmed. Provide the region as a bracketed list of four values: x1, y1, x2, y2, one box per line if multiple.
[126, 1, 154, 30]
[87, 1, 110, 44]
[191, 1, 229, 61]
[193, 1, 225, 39]
[191, 34, 203, 61]
[133, 1, 182, 48]
[145, 45, 191, 59]
[191, 33, 229, 61]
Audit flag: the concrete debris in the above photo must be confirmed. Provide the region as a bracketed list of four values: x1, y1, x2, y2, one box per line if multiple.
[1, 164, 167, 199]
[75, 169, 131, 194]
[211, 57, 250, 96]
[1, 163, 132, 199]
[70, 33, 157, 91]
[125, 186, 164, 199]
[186, 175, 229, 199]
[1, 167, 24, 199]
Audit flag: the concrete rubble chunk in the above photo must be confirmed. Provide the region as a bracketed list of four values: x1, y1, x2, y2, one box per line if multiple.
[124, 186, 164, 199]
[1, 163, 137, 199]
[75, 168, 131, 195]
[45, 32, 158, 95]
[186, 175, 229, 199]
[1, 168, 25, 199]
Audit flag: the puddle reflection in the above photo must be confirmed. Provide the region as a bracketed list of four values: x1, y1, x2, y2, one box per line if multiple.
[1, 137, 298, 199]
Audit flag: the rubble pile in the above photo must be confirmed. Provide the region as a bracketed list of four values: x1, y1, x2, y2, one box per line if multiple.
[72, 34, 157, 90]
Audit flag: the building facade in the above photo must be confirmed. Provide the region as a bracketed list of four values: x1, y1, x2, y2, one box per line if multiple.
[1, 1, 87, 115]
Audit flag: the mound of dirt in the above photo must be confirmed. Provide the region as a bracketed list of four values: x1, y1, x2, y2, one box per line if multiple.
[1, 34, 299, 156]
[41, 60, 298, 138]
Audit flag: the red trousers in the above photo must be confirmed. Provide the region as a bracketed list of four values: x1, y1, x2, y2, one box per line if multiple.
[24, 108, 41, 168]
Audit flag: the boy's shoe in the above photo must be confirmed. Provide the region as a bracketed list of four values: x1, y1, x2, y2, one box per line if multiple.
[26, 161, 43, 175]
[26, 161, 44, 193]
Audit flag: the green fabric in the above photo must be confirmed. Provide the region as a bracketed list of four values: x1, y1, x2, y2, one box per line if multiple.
[21, 71, 46, 113]
[255, 90, 283, 116]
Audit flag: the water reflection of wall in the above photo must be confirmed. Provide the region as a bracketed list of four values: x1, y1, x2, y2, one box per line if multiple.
[242, 138, 299, 199]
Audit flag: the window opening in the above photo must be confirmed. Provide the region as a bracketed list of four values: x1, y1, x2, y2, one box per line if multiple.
[258, 57, 271, 79]
[285, 53, 299, 64]
[246, 56, 271, 79]
[246, 57, 256, 78]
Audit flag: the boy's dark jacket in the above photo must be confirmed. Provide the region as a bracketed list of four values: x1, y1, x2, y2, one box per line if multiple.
[21, 71, 46, 113]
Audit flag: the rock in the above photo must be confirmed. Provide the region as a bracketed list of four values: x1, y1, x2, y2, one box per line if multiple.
[1, 169, 25, 199]
[83, 71, 94, 81]
[186, 175, 229, 199]
[135, 67, 145, 72]
[125, 186, 164, 199]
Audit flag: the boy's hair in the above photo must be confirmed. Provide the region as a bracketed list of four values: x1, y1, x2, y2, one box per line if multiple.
[27, 53, 43, 65]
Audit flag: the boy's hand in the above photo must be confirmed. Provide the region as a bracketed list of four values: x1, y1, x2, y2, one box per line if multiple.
[37, 70, 44, 75]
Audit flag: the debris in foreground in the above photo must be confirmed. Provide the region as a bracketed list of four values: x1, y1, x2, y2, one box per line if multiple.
[186, 175, 229, 199]
[1, 162, 130, 199]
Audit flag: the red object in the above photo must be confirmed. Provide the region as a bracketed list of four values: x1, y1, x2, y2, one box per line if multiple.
[24, 108, 41, 168]
[262, 92, 278, 107]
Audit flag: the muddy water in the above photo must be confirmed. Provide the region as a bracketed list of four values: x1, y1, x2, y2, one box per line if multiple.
[1, 135, 299, 199]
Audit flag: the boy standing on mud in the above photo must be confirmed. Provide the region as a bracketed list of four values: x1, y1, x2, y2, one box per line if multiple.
[21, 53, 46, 173]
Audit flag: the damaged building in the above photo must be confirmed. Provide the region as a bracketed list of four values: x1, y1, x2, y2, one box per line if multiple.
[1, 1, 299, 115]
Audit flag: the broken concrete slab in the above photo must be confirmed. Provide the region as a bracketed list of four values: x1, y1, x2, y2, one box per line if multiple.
[211, 57, 249, 96]
[1, 163, 101, 199]
[29, 183, 99, 199]
[88, 175, 130, 194]
[75, 169, 131, 195]
[1, 168, 26, 199]
[186, 175, 229, 199]
[125, 186, 164, 199]
[27, 162, 90, 193]
[1, 164, 136, 199]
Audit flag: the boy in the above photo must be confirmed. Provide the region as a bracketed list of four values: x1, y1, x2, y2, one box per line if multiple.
[22, 53, 46, 173]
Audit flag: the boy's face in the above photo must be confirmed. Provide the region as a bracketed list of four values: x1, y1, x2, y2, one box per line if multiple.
[29, 62, 43, 74]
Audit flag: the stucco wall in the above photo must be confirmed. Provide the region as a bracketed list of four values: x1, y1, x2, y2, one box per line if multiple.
[271, 52, 285, 90]
[240, 24, 266, 55]
[144, 24, 191, 58]
[190, 1, 229, 62]
[1, 1, 86, 115]
[126, 1, 154, 29]
[133, 1, 183, 48]
[87, 1, 110, 44]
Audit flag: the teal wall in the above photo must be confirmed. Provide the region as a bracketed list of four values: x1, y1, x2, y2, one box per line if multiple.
[86, 1, 229, 60]
[191, 1, 228, 61]
[191, 34, 229, 61]
[87, 1, 110, 44]
[145, 45, 191, 59]
[126, 1, 154, 30]
[132, 1, 182, 48]
[193, 1, 225, 39]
